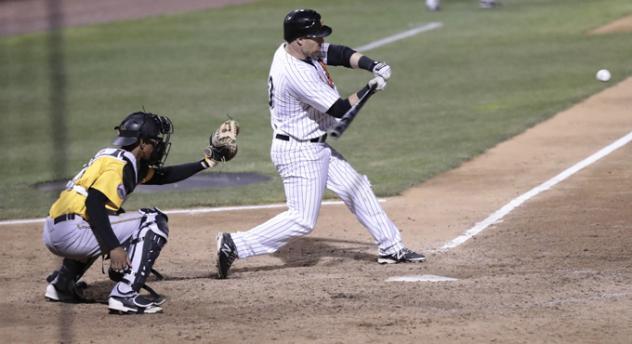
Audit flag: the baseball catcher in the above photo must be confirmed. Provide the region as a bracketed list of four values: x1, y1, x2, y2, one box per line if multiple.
[42, 112, 239, 314]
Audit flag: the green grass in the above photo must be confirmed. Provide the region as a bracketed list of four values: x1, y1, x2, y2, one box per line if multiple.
[1, 0, 631, 219]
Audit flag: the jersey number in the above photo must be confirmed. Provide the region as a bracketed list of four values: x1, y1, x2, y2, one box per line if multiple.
[267, 76, 274, 109]
[65, 159, 93, 191]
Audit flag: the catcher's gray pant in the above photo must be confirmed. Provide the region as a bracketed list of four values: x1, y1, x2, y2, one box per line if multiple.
[43, 212, 143, 259]
[42, 210, 168, 297]
[231, 139, 405, 258]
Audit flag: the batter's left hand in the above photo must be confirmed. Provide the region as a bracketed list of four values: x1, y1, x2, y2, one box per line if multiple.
[368, 76, 387, 91]
[372, 61, 391, 80]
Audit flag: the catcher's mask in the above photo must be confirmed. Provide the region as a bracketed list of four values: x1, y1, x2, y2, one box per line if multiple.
[283, 9, 332, 43]
[113, 111, 174, 167]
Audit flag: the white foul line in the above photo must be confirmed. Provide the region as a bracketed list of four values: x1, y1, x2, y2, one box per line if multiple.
[440, 130, 632, 251]
[164, 199, 354, 215]
[0, 200, 370, 227]
[354, 22, 443, 52]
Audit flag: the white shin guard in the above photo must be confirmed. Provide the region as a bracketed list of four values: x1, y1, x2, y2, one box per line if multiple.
[110, 210, 168, 297]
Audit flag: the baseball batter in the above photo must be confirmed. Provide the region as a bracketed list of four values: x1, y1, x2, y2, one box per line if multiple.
[216, 8, 425, 279]
[43, 111, 239, 314]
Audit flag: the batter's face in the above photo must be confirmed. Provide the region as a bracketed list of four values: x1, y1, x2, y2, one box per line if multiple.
[300, 36, 324, 59]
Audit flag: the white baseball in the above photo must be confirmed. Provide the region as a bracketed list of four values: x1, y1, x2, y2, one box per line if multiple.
[596, 69, 611, 82]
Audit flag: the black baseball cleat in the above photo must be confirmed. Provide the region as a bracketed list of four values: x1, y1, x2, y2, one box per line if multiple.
[216, 232, 238, 279]
[108, 294, 163, 315]
[45, 282, 94, 303]
[377, 248, 426, 264]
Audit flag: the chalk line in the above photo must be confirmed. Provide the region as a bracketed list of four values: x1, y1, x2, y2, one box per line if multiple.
[354, 22, 443, 52]
[440, 130, 632, 251]
[0, 200, 369, 227]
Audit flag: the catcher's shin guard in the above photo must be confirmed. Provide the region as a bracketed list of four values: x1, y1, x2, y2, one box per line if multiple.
[111, 209, 168, 302]
[46, 257, 96, 303]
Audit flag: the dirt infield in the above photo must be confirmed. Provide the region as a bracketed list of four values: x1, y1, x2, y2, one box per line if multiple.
[591, 14, 632, 34]
[2, 78, 631, 342]
[2, 2, 632, 343]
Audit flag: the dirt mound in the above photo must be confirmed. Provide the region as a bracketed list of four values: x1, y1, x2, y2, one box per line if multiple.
[590, 14, 632, 34]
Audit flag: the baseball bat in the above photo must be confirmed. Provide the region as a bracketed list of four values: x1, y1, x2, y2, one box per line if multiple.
[329, 83, 378, 139]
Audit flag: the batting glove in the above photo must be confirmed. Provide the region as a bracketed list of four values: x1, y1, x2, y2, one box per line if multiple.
[372, 61, 391, 80]
[368, 76, 387, 91]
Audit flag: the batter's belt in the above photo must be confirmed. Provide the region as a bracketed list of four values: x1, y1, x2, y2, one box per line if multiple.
[275, 133, 327, 143]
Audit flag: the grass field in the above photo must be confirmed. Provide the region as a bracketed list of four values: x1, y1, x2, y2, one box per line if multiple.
[1, 0, 631, 220]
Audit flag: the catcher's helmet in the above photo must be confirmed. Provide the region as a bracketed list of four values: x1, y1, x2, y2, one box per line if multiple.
[113, 111, 174, 166]
[283, 9, 332, 42]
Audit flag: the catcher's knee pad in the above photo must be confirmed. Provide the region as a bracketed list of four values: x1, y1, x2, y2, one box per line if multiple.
[117, 208, 169, 292]
[139, 207, 169, 238]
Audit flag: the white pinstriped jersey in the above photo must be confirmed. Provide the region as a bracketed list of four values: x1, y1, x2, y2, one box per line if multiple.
[230, 41, 407, 260]
[267, 43, 339, 141]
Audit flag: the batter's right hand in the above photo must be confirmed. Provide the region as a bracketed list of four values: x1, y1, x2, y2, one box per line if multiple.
[368, 76, 387, 91]
[109, 246, 130, 272]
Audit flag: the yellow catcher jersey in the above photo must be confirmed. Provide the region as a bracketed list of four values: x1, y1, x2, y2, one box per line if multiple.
[49, 148, 139, 219]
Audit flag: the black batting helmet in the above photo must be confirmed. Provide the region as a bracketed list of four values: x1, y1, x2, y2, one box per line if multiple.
[113, 111, 174, 166]
[283, 9, 332, 42]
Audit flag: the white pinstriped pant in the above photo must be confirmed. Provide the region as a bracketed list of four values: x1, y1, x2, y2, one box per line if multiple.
[232, 138, 405, 258]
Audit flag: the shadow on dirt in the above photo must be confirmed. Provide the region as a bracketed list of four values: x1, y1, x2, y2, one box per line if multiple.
[228, 237, 376, 276]
[77, 236, 375, 299]
[272, 237, 375, 266]
[54, 237, 376, 304]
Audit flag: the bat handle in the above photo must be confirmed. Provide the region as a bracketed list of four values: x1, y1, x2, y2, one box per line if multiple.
[329, 83, 377, 139]
[368, 82, 378, 93]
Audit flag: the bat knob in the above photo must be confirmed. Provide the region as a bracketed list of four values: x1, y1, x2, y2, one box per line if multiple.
[329, 128, 342, 139]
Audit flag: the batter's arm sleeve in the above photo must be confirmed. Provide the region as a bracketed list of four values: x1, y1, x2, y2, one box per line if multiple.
[86, 188, 121, 254]
[143, 161, 206, 185]
[326, 80, 376, 118]
[323, 42, 379, 71]
[326, 44, 356, 68]
[326, 98, 352, 118]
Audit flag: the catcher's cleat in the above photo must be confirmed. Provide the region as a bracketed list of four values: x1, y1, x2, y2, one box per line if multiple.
[108, 294, 163, 315]
[216, 232, 238, 279]
[377, 248, 426, 264]
[141, 283, 167, 306]
[147, 294, 167, 307]
[45, 282, 94, 303]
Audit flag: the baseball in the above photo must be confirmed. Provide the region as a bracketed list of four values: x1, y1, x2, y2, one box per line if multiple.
[596, 69, 611, 82]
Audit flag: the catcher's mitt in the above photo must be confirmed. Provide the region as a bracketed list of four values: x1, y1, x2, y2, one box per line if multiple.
[204, 119, 239, 164]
